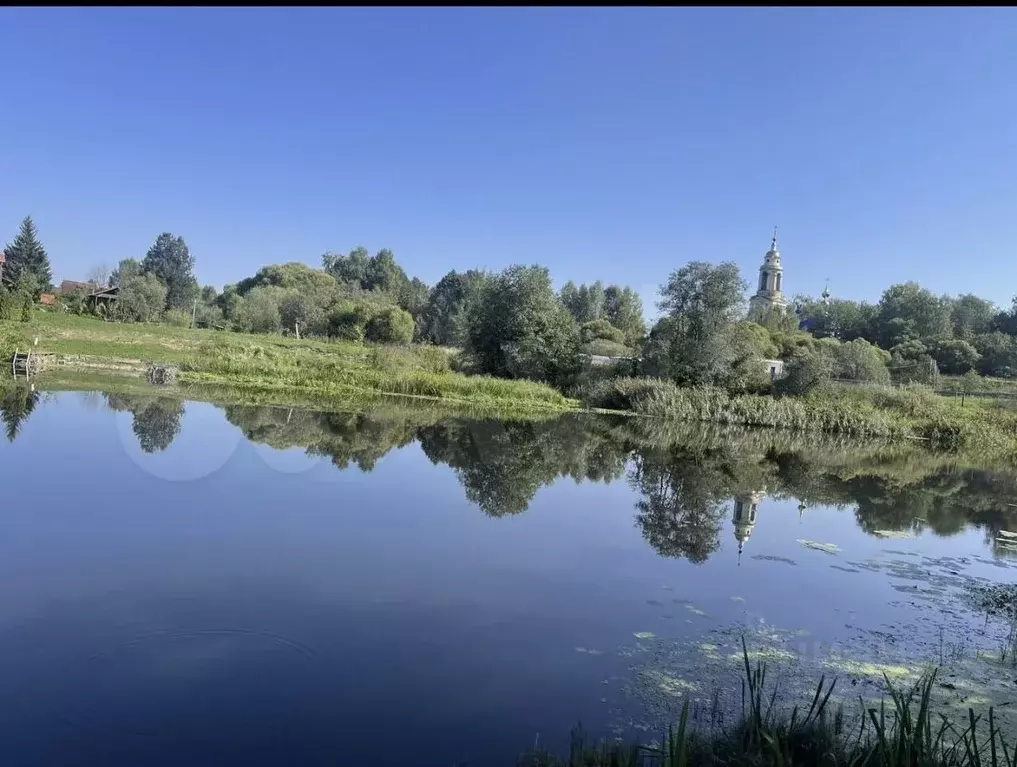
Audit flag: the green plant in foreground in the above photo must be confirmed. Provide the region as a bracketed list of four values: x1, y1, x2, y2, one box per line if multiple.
[520, 639, 1017, 767]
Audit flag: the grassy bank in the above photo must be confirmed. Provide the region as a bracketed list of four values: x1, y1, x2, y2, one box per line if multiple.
[2, 313, 576, 415]
[10, 313, 1017, 449]
[523, 645, 1016, 767]
[24, 368, 570, 423]
[580, 377, 1017, 451]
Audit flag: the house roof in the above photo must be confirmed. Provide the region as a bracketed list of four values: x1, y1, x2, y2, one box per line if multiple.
[39, 294, 57, 305]
[59, 280, 100, 294]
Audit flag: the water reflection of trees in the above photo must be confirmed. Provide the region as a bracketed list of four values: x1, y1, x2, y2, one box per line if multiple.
[418, 419, 628, 516]
[0, 383, 41, 441]
[224, 406, 421, 472]
[104, 395, 185, 454]
[12, 391, 1006, 562]
[629, 448, 733, 563]
[211, 403, 1017, 562]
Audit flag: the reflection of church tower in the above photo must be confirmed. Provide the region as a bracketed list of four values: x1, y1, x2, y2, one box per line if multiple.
[732, 490, 765, 562]
[748, 228, 789, 317]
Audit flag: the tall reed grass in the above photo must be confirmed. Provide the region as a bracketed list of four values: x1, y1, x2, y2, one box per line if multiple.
[579, 377, 1017, 450]
[520, 640, 1017, 767]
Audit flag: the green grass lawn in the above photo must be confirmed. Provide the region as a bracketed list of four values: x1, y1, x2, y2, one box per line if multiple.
[3, 311, 575, 414]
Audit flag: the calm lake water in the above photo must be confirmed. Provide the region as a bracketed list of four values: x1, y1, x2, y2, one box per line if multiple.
[1, 385, 1015, 766]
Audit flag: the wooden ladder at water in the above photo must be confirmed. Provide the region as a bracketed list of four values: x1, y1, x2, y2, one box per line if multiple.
[11, 349, 30, 377]
[10, 349, 49, 377]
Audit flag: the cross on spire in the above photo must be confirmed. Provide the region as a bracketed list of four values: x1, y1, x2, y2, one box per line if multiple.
[771, 225, 779, 252]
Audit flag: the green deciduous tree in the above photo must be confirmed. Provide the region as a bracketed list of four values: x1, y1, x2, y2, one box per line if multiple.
[364, 248, 408, 295]
[828, 338, 891, 383]
[873, 282, 951, 348]
[327, 300, 374, 342]
[279, 290, 327, 337]
[232, 286, 282, 334]
[973, 332, 1017, 378]
[949, 294, 996, 340]
[322, 247, 370, 286]
[118, 274, 169, 323]
[724, 321, 779, 393]
[465, 265, 582, 386]
[602, 285, 646, 344]
[141, 233, 198, 310]
[649, 261, 746, 387]
[580, 319, 626, 346]
[365, 306, 415, 344]
[931, 338, 981, 375]
[3, 216, 52, 295]
[420, 269, 488, 347]
[235, 262, 340, 300]
[111, 258, 144, 286]
[400, 276, 430, 319]
[560, 280, 605, 324]
[794, 296, 876, 342]
[776, 349, 833, 397]
[769, 329, 816, 359]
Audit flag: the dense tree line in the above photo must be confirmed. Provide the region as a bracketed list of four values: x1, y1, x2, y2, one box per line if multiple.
[9, 211, 1017, 387]
[794, 283, 1017, 379]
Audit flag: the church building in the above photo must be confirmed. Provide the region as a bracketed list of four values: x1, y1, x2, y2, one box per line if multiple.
[748, 228, 789, 317]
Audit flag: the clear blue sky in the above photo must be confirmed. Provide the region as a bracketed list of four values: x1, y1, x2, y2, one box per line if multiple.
[2, 8, 1015, 314]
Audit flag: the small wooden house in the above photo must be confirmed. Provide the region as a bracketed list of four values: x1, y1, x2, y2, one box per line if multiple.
[88, 284, 120, 310]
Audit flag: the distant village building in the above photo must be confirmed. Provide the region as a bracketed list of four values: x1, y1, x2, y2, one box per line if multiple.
[89, 284, 120, 310]
[764, 359, 784, 380]
[748, 227, 789, 318]
[58, 280, 100, 295]
[53, 279, 120, 311]
[0, 251, 9, 287]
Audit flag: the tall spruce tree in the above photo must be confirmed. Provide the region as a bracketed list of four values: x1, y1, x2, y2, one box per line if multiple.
[141, 233, 198, 310]
[3, 216, 52, 294]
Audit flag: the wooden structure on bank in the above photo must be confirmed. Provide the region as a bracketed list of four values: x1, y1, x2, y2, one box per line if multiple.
[54, 281, 121, 312]
[88, 284, 120, 311]
[10, 350, 53, 376]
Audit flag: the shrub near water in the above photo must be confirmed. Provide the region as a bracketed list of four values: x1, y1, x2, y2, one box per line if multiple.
[0, 323, 29, 359]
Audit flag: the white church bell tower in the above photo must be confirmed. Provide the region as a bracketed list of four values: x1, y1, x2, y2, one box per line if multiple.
[748, 227, 789, 317]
